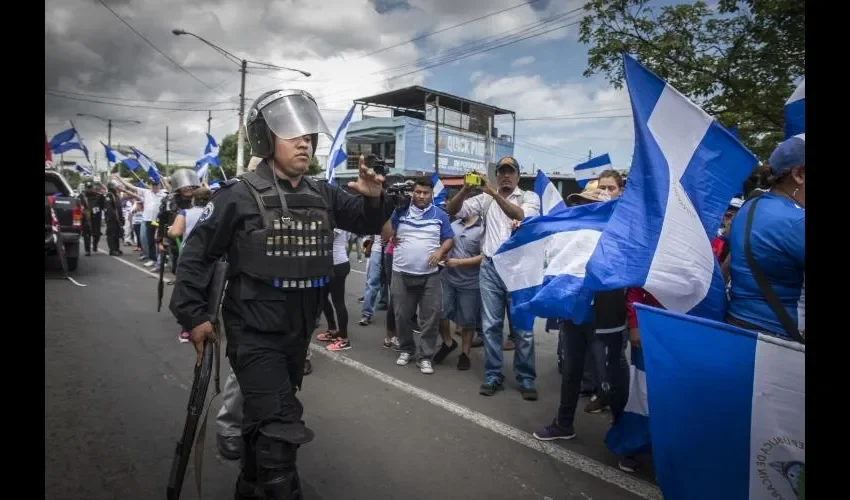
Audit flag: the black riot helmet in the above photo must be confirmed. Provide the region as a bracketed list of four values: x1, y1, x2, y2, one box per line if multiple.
[245, 89, 333, 159]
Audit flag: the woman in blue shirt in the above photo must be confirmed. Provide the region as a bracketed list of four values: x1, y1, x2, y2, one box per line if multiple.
[726, 135, 805, 342]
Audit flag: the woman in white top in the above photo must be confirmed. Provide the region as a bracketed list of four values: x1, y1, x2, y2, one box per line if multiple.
[316, 228, 353, 351]
[167, 186, 212, 244]
[167, 186, 213, 343]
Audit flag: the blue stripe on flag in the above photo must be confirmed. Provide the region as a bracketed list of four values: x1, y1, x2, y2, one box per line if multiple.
[493, 200, 617, 328]
[634, 304, 805, 500]
[583, 54, 757, 322]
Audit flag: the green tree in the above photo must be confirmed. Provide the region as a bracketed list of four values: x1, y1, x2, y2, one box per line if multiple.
[308, 156, 323, 176]
[216, 133, 238, 179]
[578, 0, 804, 160]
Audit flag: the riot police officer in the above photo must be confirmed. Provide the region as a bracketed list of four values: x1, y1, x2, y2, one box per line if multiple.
[157, 168, 199, 272]
[169, 89, 388, 499]
[79, 181, 106, 256]
[104, 181, 125, 255]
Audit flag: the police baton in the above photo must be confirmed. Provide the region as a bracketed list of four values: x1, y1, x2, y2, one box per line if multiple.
[166, 259, 227, 500]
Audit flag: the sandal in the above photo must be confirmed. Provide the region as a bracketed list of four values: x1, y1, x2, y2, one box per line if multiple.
[316, 331, 338, 342]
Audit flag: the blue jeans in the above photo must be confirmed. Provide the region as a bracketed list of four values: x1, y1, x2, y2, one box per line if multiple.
[480, 257, 536, 387]
[361, 249, 384, 319]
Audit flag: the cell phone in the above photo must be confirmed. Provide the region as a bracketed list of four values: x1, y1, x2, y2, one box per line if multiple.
[464, 172, 482, 186]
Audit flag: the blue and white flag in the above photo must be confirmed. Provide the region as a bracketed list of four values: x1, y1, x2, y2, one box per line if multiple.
[635, 304, 805, 500]
[130, 147, 162, 185]
[326, 104, 356, 184]
[534, 170, 566, 215]
[75, 163, 92, 177]
[583, 54, 758, 321]
[209, 180, 221, 191]
[573, 153, 611, 189]
[50, 127, 91, 164]
[604, 347, 651, 457]
[492, 200, 617, 330]
[431, 173, 446, 207]
[195, 133, 220, 180]
[102, 142, 140, 171]
[785, 78, 805, 139]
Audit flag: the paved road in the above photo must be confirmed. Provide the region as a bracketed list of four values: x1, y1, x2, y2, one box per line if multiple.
[46, 248, 660, 500]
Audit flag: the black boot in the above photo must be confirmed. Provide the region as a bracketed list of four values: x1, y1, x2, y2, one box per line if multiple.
[233, 473, 264, 500]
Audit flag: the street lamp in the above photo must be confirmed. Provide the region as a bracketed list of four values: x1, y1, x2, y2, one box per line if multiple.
[172, 28, 311, 175]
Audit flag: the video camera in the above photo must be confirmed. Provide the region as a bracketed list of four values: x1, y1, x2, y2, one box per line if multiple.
[385, 175, 414, 211]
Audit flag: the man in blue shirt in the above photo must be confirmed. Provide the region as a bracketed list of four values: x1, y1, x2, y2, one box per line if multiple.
[390, 178, 454, 374]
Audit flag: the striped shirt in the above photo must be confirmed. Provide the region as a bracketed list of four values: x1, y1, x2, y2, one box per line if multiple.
[391, 204, 453, 275]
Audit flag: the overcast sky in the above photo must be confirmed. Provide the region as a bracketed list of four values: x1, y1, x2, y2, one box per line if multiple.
[46, 0, 636, 174]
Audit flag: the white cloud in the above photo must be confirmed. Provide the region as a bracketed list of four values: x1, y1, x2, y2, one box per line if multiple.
[512, 56, 535, 67]
[470, 73, 635, 172]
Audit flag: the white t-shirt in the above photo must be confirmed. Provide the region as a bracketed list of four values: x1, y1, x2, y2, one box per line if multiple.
[181, 207, 205, 240]
[455, 188, 540, 258]
[332, 229, 350, 265]
[139, 188, 166, 221]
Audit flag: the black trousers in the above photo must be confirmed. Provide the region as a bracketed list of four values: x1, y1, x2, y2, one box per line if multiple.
[223, 299, 317, 498]
[83, 216, 102, 252]
[557, 321, 629, 427]
[322, 262, 351, 337]
[105, 221, 121, 253]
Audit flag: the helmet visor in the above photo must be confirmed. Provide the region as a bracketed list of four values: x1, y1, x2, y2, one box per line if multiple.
[256, 91, 332, 141]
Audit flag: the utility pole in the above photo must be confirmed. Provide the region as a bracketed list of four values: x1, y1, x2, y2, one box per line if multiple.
[485, 115, 494, 181]
[433, 95, 440, 175]
[172, 29, 311, 177]
[588, 149, 592, 160]
[75, 113, 141, 179]
[166, 126, 170, 167]
[207, 110, 212, 134]
[236, 59, 247, 175]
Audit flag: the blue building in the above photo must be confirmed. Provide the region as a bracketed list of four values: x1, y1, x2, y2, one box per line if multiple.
[334, 86, 516, 180]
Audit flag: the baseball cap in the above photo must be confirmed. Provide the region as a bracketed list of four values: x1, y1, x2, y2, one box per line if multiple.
[567, 188, 611, 206]
[768, 134, 805, 176]
[495, 156, 521, 172]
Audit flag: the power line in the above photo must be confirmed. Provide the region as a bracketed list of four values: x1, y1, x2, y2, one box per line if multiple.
[311, 8, 583, 107]
[517, 114, 631, 122]
[45, 91, 238, 112]
[353, 0, 545, 60]
[95, 0, 223, 95]
[45, 89, 234, 106]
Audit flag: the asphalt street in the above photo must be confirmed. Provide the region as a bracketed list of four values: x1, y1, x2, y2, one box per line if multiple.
[45, 247, 661, 500]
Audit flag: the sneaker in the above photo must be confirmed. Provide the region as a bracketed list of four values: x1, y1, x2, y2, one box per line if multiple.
[432, 340, 458, 364]
[416, 359, 434, 374]
[457, 353, 471, 371]
[391, 337, 402, 351]
[396, 352, 412, 366]
[618, 456, 640, 473]
[584, 395, 609, 414]
[178, 332, 190, 343]
[316, 331, 337, 342]
[327, 339, 351, 351]
[358, 317, 371, 326]
[532, 421, 576, 441]
[519, 384, 539, 401]
[479, 380, 504, 396]
[383, 337, 394, 349]
[144, 260, 155, 267]
[357, 296, 365, 303]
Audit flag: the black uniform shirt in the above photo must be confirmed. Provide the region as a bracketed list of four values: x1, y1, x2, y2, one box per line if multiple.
[82, 192, 105, 221]
[169, 165, 388, 333]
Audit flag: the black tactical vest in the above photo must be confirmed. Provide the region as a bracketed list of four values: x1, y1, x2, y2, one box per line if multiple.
[231, 170, 335, 290]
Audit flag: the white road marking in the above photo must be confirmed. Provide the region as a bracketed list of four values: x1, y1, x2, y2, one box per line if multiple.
[98, 249, 160, 278]
[66, 276, 89, 287]
[309, 345, 662, 500]
[109, 249, 659, 499]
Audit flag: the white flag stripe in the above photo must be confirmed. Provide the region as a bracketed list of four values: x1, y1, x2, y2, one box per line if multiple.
[496, 229, 602, 293]
[644, 85, 716, 313]
[574, 165, 610, 181]
[748, 335, 805, 500]
[541, 182, 563, 215]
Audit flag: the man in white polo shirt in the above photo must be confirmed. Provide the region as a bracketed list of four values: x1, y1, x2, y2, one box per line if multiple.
[390, 177, 454, 375]
[115, 177, 168, 266]
[446, 156, 541, 400]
